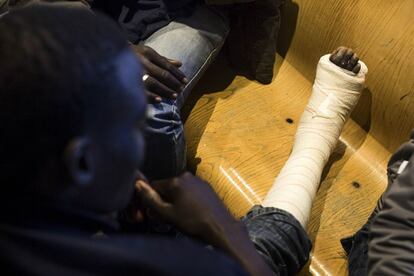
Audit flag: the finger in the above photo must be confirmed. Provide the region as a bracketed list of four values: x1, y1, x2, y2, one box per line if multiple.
[149, 177, 185, 203]
[133, 210, 145, 223]
[149, 179, 176, 201]
[168, 59, 182, 67]
[144, 76, 178, 99]
[135, 180, 171, 214]
[141, 59, 184, 92]
[135, 170, 149, 183]
[145, 48, 188, 84]
[146, 91, 162, 103]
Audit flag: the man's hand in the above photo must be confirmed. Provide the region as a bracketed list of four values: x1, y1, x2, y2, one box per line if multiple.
[136, 172, 238, 240]
[136, 172, 273, 276]
[131, 45, 188, 103]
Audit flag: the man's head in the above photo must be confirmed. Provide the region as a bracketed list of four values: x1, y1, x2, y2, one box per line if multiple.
[0, 4, 147, 213]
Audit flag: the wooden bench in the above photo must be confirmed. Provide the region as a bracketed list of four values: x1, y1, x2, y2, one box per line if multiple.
[184, 0, 414, 274]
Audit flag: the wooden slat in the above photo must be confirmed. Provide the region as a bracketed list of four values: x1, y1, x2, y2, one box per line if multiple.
[282, 0, 414, 151]
[184, 0, 413, 274]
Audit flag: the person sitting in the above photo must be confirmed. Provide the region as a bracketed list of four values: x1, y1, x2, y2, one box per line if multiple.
[0, 5, 287, 276]
[2, 0, 286, 181]
[0, 4, 368, 276]
[90, 0, 286, 181]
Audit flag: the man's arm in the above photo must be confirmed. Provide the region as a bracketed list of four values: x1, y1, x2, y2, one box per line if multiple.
[136, 173, 273, 276]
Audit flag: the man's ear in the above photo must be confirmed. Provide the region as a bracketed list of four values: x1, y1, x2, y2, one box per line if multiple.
[64, 137, 94, 187]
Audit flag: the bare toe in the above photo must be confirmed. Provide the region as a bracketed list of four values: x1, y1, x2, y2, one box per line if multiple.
[330, 46, 361, 73]
[353, 63, 361, 74]
[330, 47, 347, 65]
[347, 53, 359, 71]
[341, 48, 354, 67]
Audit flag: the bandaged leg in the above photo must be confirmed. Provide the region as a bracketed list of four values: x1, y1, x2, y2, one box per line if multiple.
[262, 48, 368, 227]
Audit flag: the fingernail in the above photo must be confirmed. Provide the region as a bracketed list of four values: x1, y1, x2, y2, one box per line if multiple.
[183, 78, 189, 84]
[172, 93, 178, 98]
[156, 97, 162, 102]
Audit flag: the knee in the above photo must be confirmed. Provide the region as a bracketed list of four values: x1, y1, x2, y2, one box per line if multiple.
[146, 101, 184, 138]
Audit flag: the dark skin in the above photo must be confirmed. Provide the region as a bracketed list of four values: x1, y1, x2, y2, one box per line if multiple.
[135, 174, 273, 276]
[38, 1, 188, 104]
[57, 46, 361, 275]
[132, 45, 188, 103]
[56, 48, 271, 275]
[133, 44, 360, 103]
[53, 50, 147, 213]
[330, 46, 361, 74]
[131, 46, 363, 275]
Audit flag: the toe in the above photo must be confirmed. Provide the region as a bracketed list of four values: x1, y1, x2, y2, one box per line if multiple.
[345, 48, 354, 61]
[340, 48, 354, 67]
[353, 63, 361, 74]
[329, 48, 340, 63]
[347, 53, 359, 71]
[331, 47, 347, 65]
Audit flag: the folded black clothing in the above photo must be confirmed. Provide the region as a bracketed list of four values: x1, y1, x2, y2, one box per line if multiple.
[92, 0, 199, 43]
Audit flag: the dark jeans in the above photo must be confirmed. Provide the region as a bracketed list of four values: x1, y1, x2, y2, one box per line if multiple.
[243, 206, 312, 275]
[142, 5, 229, 180]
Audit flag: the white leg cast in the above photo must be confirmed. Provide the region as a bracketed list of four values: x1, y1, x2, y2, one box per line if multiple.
[262, 54, 368, 227]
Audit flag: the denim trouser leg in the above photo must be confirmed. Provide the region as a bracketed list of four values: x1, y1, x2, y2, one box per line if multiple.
[242, 206, 312, 275]
[142, 5, 229, 180]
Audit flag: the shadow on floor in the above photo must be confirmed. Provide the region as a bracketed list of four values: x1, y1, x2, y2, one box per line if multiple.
[351, 88, 372, 133]
[181, 50, 237, 173]
[183, 0, 301, 173]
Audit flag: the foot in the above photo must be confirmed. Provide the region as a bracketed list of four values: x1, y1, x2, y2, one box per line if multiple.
[329, 46, 361, 74]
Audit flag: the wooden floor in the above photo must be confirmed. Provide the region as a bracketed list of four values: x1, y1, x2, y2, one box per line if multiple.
[184, 53, 389, 275]
[184, 0, 413, 274]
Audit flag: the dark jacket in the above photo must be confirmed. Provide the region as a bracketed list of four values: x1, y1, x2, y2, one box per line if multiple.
[208, 0, 285, 84]
[0, 201, 246, 276]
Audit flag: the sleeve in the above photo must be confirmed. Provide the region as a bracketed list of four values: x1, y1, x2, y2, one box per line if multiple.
[368, 147, 414, 275]
[1, 224, 248, 276]
[242, 206, 312, 275]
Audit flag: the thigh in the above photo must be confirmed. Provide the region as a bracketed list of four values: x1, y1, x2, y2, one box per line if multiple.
[143, 4, 229, 109]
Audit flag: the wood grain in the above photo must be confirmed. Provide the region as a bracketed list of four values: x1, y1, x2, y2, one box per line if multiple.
[184, 0, 413, 275]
